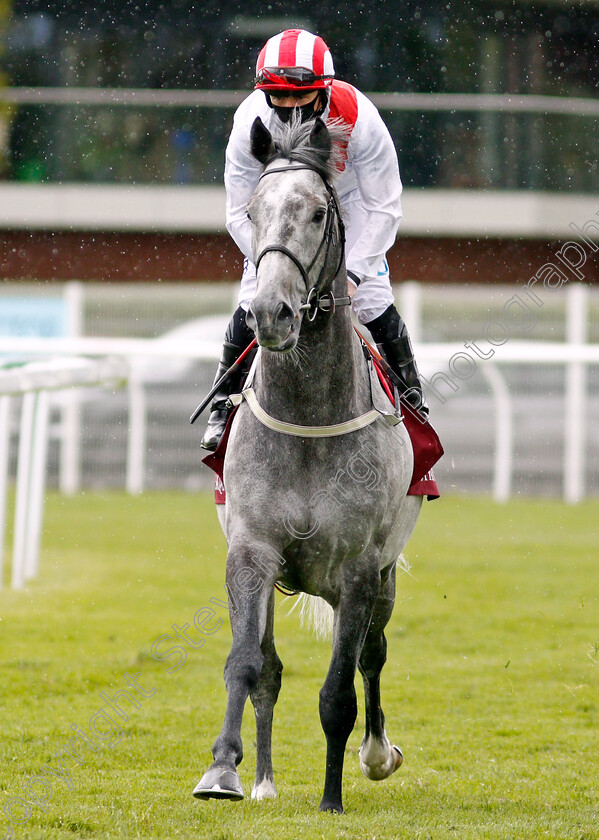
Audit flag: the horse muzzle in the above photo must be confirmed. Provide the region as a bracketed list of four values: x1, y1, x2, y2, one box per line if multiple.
[246, 299, 299, 351]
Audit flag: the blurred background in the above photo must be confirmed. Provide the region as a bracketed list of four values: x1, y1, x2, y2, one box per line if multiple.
[0, 0, 598, 502]
[1, 0, 598, 190]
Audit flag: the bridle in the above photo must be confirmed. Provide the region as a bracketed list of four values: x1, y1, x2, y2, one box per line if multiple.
[253, 164, 351, 321]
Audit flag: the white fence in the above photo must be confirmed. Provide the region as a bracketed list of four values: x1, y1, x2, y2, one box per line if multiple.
[0, 341, 219, 589]
[3, 86, 599, 114]
[0, 357, 127, 589]
[1, 281, 598, 589]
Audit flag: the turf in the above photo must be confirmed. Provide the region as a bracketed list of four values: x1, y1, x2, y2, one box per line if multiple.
[1, 492, 598, 839]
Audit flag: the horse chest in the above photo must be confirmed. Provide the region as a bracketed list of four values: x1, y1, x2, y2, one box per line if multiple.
[226, 405, 410, 542]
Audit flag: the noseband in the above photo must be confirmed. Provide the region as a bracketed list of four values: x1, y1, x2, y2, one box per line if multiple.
[253, 164, 351, 321]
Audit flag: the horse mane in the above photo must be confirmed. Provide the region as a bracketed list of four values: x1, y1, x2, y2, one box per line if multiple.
[269, 115, 351, 182]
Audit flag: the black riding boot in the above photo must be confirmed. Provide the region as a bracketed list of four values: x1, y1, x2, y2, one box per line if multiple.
[200, 307, 255, 451]
[366, 303, 429, 420]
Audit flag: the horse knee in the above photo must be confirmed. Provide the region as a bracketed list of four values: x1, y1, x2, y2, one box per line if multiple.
[224, 646, 264, 695]
[251, 652, 283, 706]
[265, 651, 283, 683]
[267, 652, 283, 697]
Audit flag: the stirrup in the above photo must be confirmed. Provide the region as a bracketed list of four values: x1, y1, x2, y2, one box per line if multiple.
[402, 386, 429, 419]
[200, 405, 232, 452]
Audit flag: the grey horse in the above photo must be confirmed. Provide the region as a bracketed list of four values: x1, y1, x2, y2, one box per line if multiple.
[193, 115, 422, 813]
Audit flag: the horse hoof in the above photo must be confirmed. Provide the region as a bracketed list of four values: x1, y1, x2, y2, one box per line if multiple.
[392, 744, 404, 771]
[359, 739, 403, 781]
[318, 799, 344, 813]
[193, 767, 244, 801]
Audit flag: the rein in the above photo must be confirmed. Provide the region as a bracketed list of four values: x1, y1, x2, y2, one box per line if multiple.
[254, 164, 351, 321]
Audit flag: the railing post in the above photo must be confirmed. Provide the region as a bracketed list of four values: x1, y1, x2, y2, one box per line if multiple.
[564, 283, 588, 504]
[398, 281, 422, 343]
[60, 281, 83, 494]
[12, 392, 36, 589]
[127, 369, 147, 494]
[0, 395, 11, 587]
[24, 390, 50, 581]
[482, 364, 513, 502]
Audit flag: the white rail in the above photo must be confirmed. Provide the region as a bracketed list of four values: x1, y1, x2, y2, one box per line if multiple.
[1, 329, 597, 589]
[0, 337, 222, 360]
[1, 88, 598, 117]
[2, 336, 599, 363]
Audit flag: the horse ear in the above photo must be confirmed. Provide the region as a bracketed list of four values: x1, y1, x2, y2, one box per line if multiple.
[250, 117, 276, 165]
[309, 117, 332, 160]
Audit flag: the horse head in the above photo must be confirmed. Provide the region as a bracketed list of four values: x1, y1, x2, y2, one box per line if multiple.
[245, 115, 345, 351]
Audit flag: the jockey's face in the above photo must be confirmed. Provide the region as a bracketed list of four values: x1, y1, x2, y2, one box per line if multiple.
[268, 90, 323, 125]
[268, 91, 319, 109]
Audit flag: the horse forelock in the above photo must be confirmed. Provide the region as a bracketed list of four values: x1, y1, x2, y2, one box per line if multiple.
[267, 115, 351, 183]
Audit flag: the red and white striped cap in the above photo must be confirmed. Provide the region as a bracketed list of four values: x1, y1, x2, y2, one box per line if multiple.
[255, 29, 335, 92]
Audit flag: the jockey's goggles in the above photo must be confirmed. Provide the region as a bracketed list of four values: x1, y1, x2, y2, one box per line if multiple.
[254, 67, 334, 91]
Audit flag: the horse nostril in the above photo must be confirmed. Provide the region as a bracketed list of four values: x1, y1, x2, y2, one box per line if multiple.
[246, 306, 257, 331]
[275, 302, 294, 328]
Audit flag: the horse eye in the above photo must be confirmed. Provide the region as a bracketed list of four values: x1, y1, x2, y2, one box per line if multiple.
[312, 209, 326, 223]
[246, 210, 252, 221]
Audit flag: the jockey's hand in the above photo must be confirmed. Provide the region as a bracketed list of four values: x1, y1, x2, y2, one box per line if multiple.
[347, 274, 359, 298]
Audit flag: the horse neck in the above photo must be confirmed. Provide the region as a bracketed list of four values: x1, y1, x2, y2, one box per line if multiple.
[256, 292, 367, 426]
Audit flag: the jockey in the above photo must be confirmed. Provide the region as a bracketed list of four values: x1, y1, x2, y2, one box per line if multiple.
[201, 28, 428, 451]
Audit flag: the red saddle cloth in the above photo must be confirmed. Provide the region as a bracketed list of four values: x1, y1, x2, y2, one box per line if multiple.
[202, 354, 443, 504]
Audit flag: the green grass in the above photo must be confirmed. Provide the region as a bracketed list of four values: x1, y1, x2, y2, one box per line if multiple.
[1, 492, 598, 839]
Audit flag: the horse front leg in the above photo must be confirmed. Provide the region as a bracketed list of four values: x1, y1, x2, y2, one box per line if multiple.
[358, 562, 403, 781]
[318, 560, 380, 813]
[250, 587, 283, 800]
[193, 542, 276, 802]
